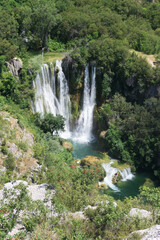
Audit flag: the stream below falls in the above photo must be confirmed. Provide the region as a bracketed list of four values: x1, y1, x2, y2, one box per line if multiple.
[71, 140, 156, 200]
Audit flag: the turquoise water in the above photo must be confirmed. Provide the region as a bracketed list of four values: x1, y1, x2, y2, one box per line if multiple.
[71, 140, 155, 200]
[71, 140, 102, 159]
[104, 171, 154, 200]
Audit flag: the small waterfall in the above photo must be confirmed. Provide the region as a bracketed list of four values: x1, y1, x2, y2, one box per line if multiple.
[100, 161, 120, 192]
[32, 60, 71, 137]
[120, 168, 134, 181]
[100, 160, 134, 191]
[73, 64, 96, 142]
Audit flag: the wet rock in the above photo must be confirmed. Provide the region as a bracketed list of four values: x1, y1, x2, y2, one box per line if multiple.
[112, 171, 122, 183]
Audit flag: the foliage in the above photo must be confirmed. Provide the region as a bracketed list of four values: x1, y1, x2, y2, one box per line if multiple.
[5, 153, 15, 172]
[99, 94, 160, 178]
[17, 141, 28, 152]
[35, 113, 65, 134]
[48, 38, 65, 52]
[140, 186, 160, 221]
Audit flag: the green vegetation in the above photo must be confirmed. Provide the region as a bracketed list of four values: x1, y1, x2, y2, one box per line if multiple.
[34, 113, 65, 134]
[0, 0, 160, 239]
[99, 94, 160, 177]
[111, 160, 131, 171]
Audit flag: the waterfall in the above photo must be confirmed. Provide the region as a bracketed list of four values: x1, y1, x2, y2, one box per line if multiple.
[32, 61, 96, 141]
[32, 60, 71, 137]
[73, 64, 96, 142]
[56, 60, 71, 138]
[120, 168, 134, 181]
[100, 161, 120, 192]
[100, 160, 134, 191]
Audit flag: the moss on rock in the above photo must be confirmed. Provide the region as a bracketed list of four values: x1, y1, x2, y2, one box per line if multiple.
[81, 156, 101, 166]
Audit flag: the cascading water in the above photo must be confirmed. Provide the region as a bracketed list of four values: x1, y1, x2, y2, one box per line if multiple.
[120, 168, 134, 181]
[56, 60, 71, 138]
[100, 160, 134, 192]
[32, 60, 136, 196]
[73, 64, 96, 142]
[32, 60, 71, 137]
[32, 61, 96, 141]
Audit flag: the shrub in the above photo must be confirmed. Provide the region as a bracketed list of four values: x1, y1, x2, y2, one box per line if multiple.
[17, 141, 28, 152]
[5, 153, 15, 171]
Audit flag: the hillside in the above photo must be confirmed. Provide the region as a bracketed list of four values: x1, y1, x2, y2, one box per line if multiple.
[0, 0, 160, 239]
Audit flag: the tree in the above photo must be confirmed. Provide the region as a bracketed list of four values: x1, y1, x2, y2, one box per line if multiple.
[30, 0, 60, 48]
[38, 113, 65, 134]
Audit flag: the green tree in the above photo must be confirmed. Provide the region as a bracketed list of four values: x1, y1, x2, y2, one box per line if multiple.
[37, 113, 65, 134]
[30, 0, 60, 48]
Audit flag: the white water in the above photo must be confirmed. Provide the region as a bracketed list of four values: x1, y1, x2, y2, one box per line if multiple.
[33, 62, 96, 141]
[32, 60, 71, 136]
[73, 65, 96, 142]
[100, 160, 134, 192]
[120, 168, 134, 181]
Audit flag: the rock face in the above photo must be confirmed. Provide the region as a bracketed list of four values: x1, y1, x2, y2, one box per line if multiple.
[0, 112, 38, 173]
[146, 85, 160, 98]
[126, 225, 160, 240]
[6, 58, 23, 78]
[129, 208, 152, 220]
[0, 180, 56, 204]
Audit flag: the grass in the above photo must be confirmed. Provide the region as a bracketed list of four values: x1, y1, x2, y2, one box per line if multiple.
[43, 51, 69, 63]
[28, 51, 70, 71]
[111, 160, 131, 171]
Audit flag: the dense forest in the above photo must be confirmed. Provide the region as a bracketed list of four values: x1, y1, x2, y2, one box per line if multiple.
[0, 0, 160, 239]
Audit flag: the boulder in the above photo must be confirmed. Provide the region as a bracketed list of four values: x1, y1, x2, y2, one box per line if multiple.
[0, 181, 56, 207]
[112, 171, 122, 183]
[125, 225, 160, 240]
[129, 208, 152, 220]
[8, 224, 26, 237]
[6, 58, 23, 78]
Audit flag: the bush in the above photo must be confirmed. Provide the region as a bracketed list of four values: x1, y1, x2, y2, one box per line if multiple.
[48, 38, 65, 52]
[17, 141, 28, 152]
[5, 153, 15, 171]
